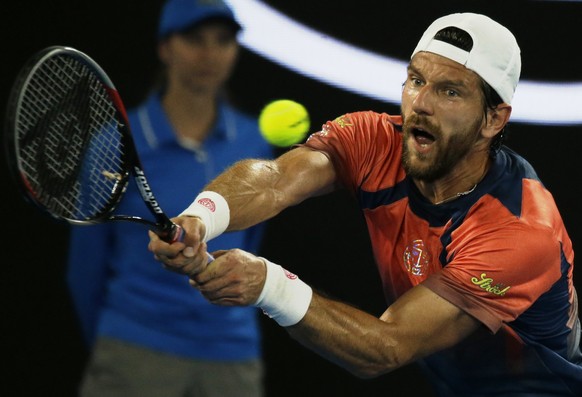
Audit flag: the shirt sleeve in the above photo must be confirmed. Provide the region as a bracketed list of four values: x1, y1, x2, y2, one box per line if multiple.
[422, 195, 563, 333]
[302, 111, 404, 192]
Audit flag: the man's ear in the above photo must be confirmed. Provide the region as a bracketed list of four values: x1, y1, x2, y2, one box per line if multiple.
[483, 103, 512, 139]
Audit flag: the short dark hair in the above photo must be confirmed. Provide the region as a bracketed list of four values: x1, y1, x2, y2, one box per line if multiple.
[434, 26, 507, 156]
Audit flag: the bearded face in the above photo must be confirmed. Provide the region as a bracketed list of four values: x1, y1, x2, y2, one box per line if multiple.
[400, 111, 484, 183]
[400, 52, 492, 183]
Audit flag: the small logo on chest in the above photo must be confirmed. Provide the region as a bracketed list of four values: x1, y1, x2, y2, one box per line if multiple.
[403, 239, 430, 276]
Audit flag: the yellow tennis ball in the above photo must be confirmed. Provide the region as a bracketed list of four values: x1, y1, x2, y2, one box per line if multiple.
[258, 99, 310, 147]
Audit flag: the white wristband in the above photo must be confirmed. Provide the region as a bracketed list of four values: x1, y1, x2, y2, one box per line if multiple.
[179, 191, 230, 243]
[254, 258, 313, 327]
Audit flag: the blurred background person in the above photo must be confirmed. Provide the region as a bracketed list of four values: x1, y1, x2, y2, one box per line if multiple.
[66, 1, 273, 396]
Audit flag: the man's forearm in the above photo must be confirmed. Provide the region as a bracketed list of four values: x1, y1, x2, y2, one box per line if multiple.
[204, 148, 336, 231]
[204, 158, 287, 231]
[286, 293, 401, 379]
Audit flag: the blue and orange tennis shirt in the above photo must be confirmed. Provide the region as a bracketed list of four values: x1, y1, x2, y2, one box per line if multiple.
[303, 111, 582, 396]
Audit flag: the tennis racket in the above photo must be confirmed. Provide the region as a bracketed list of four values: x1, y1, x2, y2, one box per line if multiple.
[4, 45, 183, 243]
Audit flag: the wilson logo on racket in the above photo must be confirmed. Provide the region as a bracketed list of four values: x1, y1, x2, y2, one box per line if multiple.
[197, 198, 216, 212]
[134, 167, 163, 214]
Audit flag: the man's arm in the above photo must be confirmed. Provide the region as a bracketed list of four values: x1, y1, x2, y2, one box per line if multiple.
[289, 284, 480, 378]
[148, 146, 336, 276]
[190, 249, 481, 378]
[67, 224, 111, 347]
[204, 146, 336, 231]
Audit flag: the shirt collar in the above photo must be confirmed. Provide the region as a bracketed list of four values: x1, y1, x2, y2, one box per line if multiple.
[141, 91, 234, 148]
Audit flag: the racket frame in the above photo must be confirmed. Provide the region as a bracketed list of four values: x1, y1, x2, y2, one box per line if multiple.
[4, 46, 182, 242]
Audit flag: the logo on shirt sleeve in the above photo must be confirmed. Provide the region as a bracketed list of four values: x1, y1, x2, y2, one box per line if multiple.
[470, 273, 511, 296]
[332, 114, 353, 128]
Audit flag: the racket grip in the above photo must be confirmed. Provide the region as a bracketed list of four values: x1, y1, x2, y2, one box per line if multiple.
[165, 223, 184, 243]
[165, 224, 214, 262]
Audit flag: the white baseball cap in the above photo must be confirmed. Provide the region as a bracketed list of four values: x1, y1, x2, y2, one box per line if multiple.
[411, 13, 521, 104]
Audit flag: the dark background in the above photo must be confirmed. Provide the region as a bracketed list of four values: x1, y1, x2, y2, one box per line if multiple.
[2, 1, 581, 396]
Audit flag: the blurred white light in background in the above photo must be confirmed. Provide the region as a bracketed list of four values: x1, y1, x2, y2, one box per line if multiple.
[225, 0, 582, 125]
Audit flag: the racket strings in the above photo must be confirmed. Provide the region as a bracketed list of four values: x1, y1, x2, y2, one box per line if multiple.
[15, 54, 127, 221]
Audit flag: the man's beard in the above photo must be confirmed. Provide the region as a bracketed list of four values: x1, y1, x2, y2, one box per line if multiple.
[401, 113, 483, 183]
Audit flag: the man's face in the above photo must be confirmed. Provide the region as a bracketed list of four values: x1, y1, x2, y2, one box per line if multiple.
[159, 21, 239, 94]
[400, 52, 488, 182]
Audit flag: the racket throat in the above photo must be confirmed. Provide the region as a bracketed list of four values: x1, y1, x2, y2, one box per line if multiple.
[134, 167, 164, 214]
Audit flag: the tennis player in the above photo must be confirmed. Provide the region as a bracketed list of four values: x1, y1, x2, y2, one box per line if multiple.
[149, 12, 582, 396]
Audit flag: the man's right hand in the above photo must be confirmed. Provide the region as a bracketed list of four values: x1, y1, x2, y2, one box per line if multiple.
[148, 215, 210, 277]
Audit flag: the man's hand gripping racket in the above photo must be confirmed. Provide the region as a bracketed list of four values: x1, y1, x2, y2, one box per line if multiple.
[4, 46, 184, 243]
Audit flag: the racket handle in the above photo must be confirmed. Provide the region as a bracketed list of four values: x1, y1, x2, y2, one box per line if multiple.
[154, 222, 184, 243]
[160, 223, 214, 262]
[167, 223, 184, 243]
[162, 224, 214, 260]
